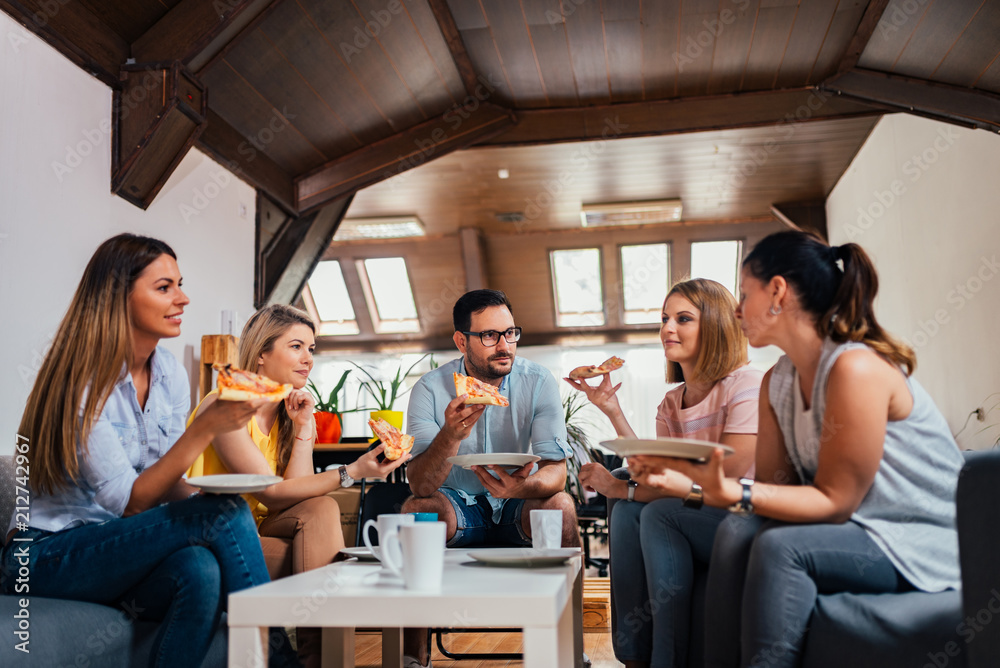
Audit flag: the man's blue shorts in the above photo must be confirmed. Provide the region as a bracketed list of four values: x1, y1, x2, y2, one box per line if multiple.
[439, 487, 532, 548]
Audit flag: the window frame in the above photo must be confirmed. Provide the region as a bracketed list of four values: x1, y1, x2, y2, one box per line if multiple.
[548, 246, 607, 329]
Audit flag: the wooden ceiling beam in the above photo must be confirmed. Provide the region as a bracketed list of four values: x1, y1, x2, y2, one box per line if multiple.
[426, 0, 480, 95]
[295, 102, 517, 214]
[836, 0, 892, 74]
[0, 0, 127, 88]
[196, 109, 298, 216]
[822, 68, 1000, 133]
[476, 88, 879, 147]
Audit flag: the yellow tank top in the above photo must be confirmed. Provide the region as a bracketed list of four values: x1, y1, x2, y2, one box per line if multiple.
[187, 390, 279, 525]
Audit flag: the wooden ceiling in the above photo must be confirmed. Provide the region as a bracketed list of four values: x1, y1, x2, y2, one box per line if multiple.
[4, 0, 1000, 305]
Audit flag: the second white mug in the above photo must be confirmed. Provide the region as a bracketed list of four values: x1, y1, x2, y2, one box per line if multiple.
[381, 521, 447, 591]
[362, 513, 415, 559]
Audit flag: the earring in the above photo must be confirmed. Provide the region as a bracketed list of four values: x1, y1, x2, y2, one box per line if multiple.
[769, 305, 782, 316]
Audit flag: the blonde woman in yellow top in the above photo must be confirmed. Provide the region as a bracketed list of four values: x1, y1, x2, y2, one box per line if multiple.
[189, 304, 406, 668]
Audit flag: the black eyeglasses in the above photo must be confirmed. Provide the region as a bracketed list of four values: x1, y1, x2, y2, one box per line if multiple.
[462, 327, 522, 346]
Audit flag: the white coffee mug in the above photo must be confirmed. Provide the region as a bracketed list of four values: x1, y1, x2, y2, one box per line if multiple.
[381, 522, 446, 591]
[362, 513, 415, 560]
[530, 509, 563, 549]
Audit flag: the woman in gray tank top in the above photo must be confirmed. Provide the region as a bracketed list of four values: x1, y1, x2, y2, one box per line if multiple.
[629, 231, 963, 668]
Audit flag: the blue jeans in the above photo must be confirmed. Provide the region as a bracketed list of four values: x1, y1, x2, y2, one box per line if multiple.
[438, 488, 530, 547]
[1, 494, 295, 668]
[705, 515, 911, 668]
[610, 497, 728, 668]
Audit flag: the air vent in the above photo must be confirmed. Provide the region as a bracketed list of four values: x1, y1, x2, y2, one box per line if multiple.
[580, 199, 683, 228]
[495, 212, 525, 223]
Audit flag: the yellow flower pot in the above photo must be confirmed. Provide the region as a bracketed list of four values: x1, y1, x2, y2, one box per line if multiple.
[369, 410, 404, 442]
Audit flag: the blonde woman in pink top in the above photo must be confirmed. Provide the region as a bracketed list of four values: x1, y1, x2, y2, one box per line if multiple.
[566, 278, 762, 668]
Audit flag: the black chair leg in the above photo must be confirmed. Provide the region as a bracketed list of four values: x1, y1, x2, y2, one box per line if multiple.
[433, 628, 523, 661]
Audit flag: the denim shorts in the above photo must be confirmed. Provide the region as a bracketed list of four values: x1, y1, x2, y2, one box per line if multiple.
[439, 488, 531, 548]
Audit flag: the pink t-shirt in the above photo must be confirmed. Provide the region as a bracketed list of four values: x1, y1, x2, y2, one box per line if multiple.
[655, 365, 763, 441]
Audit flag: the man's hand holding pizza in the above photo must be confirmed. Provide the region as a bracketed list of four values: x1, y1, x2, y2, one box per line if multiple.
[443, 394, 486, 442]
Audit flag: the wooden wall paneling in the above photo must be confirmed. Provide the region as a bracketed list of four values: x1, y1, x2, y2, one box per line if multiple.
[298, 0, 427, 131]
[929, 3, 1000, 88]
[131, 0, 263, 65]
[0, 0, 129, 88]
[855, 0, 925, 71]
[771, 200, 827, 240]
[351, 0, 459, 113]
[295, 102, 516, 213]
[978, 54, 1000, 93]
[196, 109, 297, 215]
[772, 0, 837, 89]
[259, 0, 393, 145]
[479, 0, 548, 107]
[822, 68, 1000, 132]
[639, 0, 680, 99]
[808, 1, 868, 84]
[77, 0, 177, 43]
[200, 63, 324, 175]
[675, 9, 721, 96]
[225, 29, 360, 159]
[561, 0, 611, 103]
[456, 26, 517, 105]
[740, 6, 797, 91]
[834, 0, 891, 75]
[705, 0, 760, 96]
[890, 0, 986, 80]
[603, 17, 644, 103]
[521, 0, 580, 106]
[404, 0, 468, 100]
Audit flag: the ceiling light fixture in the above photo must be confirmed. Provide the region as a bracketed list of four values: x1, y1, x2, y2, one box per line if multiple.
[580, 199, 683, 228]
[333, 216, 426, 241]
[497, 168, 510, 179]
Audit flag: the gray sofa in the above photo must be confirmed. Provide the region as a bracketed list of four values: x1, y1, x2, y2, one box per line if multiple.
[0, 455, 227, 667]
[607, 449, 1000, 668]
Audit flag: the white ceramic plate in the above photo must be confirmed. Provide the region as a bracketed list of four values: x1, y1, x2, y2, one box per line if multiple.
[340, 546, 380, 562]
[447, 453, 541, 470]
[186, 474, 282, 494]
[467, 548, 581, 567]
[599, 437, 734, 461]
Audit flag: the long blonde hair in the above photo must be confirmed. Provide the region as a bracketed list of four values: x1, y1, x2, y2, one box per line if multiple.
[665, 278, 749, 384]
[238, 304, 315, 476]
[21, 234, 177, 494]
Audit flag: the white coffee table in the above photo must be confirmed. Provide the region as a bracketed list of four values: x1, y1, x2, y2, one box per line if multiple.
[228, 548, 584, 668]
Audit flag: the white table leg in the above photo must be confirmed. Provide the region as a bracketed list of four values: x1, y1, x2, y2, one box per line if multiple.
[523, 601, 574, 668]
[229, 626, 266, 668]
[573, 564, 584, 668]
[381, 627, 403, 668]
[323, 627, 355, 668]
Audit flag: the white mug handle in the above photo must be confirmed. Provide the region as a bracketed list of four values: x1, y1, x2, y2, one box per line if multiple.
[362, 519, 379, 555]
[381, 532, 404, 578]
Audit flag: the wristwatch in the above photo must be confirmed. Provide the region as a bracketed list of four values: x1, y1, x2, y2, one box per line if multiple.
[626, 479, 638, 502]
[683, 483, 704, 509]
[728, 478, 755, 516]
[338, 465, 355, 488]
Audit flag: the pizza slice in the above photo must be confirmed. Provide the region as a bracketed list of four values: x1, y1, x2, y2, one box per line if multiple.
[453, 372, 510, 407]
[567, 356, 625, 380]
[213, 363, 292, 402]
[367, 417, 414, 460]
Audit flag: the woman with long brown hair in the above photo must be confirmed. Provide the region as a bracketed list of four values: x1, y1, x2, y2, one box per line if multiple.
[565, 278, 761, 668]
[631, 231, 963, 667]
[0, 234, 296, 667]
[188, 304, 407, 668]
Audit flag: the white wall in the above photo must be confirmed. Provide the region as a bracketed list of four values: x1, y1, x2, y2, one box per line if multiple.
[0, 12, 257, 454]
[827, 114, 1000, 450]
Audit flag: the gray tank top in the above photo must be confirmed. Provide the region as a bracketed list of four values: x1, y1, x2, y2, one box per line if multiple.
[769, 339, 962, 592]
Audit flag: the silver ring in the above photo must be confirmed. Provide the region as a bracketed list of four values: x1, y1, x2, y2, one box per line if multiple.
[461, 420, 467, 428]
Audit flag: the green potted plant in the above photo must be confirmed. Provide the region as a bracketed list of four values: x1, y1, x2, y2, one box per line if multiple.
[562, 391, 602, 504]
[306, 370, 368, 444]
[350, 353, 436, 434]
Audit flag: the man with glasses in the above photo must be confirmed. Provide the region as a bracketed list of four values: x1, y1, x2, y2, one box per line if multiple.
[400, 289, 580, 668]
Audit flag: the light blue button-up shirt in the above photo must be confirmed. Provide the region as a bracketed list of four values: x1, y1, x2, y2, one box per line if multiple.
[14, 346, 190, 534]
[406, 356, 570, 520]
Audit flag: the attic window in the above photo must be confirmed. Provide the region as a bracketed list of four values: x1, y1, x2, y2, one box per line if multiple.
[357, 257, 420, 334]
[550, 248, 605, 327]
[621, 243, 670, 324]
[304, 261, 360, 335]
[690, 240, 743, 300]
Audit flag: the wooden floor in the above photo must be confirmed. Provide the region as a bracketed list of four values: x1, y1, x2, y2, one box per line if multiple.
[352, 628, 622, 667]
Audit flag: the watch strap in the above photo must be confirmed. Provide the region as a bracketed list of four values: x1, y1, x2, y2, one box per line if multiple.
[682, 482, 704, 509]
[626, 479, 638, 502]
[339, 465, 355, 488]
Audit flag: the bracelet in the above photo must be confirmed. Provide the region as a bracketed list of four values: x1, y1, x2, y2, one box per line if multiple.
[295, 431, 314, 441]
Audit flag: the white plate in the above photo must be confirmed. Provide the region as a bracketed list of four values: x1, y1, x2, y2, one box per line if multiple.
[447, 453, 541, 470]
[599, 437, 734, 461]
[340, 546, 380, 562]
[467, 548, 581, 567]
[186, 474, 282, 494]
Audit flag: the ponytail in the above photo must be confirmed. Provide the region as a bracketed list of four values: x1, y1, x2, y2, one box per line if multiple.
[744, 231, 916, 375]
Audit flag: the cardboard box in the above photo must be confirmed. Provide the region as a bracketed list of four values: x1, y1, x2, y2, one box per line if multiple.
[328, 487, 361, 547]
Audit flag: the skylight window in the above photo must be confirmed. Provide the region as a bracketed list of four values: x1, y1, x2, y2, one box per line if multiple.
[621, 243, 670, 324]
[550, 248, 605, 327]
[304, 261, 360, 335]
[358, 257, 420, 333]
[690, 240, 743, 300]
